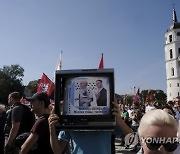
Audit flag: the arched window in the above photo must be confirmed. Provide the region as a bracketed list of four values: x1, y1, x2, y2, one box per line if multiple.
[169, 35, 172, 42]
[171, 67, 174, 76]
[170, 49, 173, 59]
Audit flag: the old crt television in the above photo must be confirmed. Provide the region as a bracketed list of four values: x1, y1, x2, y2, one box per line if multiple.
[55, 68, 115, 130]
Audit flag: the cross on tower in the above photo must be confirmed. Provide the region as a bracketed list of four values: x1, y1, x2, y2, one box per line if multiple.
[171, 1, 176, 9]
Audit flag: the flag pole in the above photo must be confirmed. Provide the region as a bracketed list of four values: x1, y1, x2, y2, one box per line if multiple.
[53, 51, 63, 82]
[56, 51, 63, 71]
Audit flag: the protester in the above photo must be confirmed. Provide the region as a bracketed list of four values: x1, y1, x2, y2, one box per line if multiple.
[145, 101, 156, 113]
[48, 101, 133, 154]
[4, 92, 35, 154]
[162, 104, 176, 118]
[20, 92, 53, 154]
[0, 104, 7, 154]
[137, 109, 178, 154]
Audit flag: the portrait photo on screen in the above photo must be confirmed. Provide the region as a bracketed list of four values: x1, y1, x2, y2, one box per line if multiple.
[63, 76, 110, 115]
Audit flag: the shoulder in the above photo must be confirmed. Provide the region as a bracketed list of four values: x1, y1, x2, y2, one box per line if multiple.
[12, 104, 23, 113]
[35, 116, 48, 125]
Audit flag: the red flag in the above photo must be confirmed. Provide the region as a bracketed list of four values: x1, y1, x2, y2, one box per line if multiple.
[37, 73, 55, 96]
[98, 53, 104, 69]
[146, 90, 153, 102]
[133, 88, 140, 103]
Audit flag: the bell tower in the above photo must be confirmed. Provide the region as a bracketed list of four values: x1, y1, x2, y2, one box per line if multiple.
[165, 8, 180, 101]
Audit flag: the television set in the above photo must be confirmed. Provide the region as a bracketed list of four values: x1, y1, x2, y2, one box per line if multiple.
[54, 68, 115, 130]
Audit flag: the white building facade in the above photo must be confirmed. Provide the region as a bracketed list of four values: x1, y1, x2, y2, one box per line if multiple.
[165, 9, 180, 101]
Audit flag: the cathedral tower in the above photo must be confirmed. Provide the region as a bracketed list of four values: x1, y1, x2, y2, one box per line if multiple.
[165, 9, 180, 101]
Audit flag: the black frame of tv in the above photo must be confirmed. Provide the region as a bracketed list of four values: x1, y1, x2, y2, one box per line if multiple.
[54, 68, 115, 130]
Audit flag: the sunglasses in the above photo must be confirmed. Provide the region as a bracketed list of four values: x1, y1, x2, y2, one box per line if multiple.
[146, 141, 179, 152]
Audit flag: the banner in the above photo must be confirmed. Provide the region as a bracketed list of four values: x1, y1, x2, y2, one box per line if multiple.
[133, 88, 140, 103]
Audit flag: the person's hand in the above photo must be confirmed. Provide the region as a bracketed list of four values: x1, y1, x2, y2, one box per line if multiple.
[48, 106, 59, 130]
[95, 93, 100, 99]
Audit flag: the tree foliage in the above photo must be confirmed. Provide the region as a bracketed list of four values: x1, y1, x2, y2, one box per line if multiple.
[0, 64, 24, 105]
[140, 89, 167, 104]
[25, 80, 39, 97]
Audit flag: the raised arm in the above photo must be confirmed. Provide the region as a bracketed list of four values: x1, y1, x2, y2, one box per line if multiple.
[48, 108, 67, 154]
[112, 102, 133, 135]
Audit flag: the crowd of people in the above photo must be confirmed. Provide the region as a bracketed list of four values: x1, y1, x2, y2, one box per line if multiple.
[0, 90, 179, 154]
[118, 96, 180, 153]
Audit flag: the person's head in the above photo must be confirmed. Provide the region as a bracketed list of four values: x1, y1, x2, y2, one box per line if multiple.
[26, 92, 50, 116]
[174, 96, 180, 111]
[167, 101, 174, 107]
[8, 92, 21, 106]
[0, 104, 5, 114]
[96, 80, 103, 89]
[162, 105, 175, 118]
[138, 109, 178, 154]
[132, 103, 139, 110]
[80, 80, 88, 89]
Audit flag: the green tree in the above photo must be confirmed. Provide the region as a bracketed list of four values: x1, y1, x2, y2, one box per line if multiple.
[0, 64, 24, 105]
[154, 90, 167, 105]
[140, 89, 166, 104]
[25, 80, 39, 96]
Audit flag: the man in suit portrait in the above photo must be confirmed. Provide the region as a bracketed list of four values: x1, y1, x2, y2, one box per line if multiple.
[95, 80, 107, 106]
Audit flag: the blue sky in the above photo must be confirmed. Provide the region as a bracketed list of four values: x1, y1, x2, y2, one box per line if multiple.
[0, 0, 179, 95]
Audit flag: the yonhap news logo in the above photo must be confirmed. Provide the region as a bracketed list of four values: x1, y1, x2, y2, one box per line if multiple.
[124, 133, 180, 147]
[124, 132, 139, 148]
[141, 137, 180, 144]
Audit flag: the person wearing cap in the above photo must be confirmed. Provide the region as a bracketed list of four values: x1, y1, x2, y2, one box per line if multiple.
[20, 92, 53, 154]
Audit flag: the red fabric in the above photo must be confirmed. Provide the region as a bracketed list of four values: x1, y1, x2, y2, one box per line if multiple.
[37, 73, 55, 96]
[146, 90, 153, 101]
[98, 53, 104, 69]
[133, 88, 140, 103]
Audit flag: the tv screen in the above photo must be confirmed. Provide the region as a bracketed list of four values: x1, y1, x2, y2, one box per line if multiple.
[55, 68, 115, 130]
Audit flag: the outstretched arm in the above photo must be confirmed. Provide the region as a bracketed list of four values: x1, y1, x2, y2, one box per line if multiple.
[112, 102, 133, 135]
[48, 107, 67, 154]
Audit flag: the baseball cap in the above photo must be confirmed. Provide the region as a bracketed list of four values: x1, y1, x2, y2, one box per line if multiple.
[26, 92, 50, 106]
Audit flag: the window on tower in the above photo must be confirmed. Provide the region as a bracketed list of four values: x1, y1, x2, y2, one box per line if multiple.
[177, 32, 180, 36]
[170, 49, 173, 59]
[177, 83, 180, 87]
[171, 67, 174, 76]
[178, 48, 180, 55]
[178, 92, 180, 97]
[169, 35, 172, 42]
